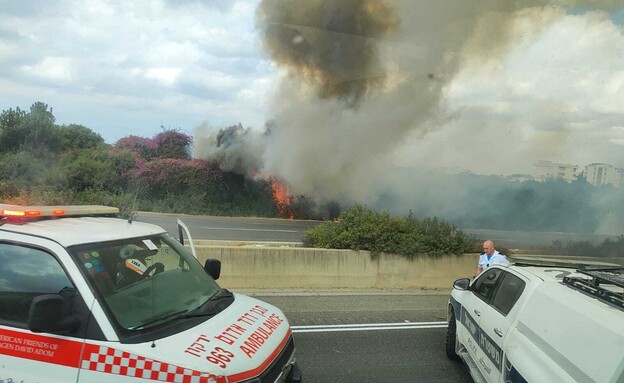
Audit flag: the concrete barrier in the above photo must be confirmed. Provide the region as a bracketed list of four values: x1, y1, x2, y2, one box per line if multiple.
[196, 245, 477, 290]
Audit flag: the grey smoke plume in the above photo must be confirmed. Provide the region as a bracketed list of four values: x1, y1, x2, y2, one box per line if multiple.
[193, 0, 624, 234]
[193, 122, 268, 176]
[254, 0, 543, 201]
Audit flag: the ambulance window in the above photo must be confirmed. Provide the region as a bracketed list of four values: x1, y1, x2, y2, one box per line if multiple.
[491, 273, 525, 316]
[0, 243, 74, 325]
[472, 268, 503, 303]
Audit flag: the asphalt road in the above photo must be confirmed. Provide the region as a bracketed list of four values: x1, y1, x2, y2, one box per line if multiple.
[136, 212, 319, 243]
[136, 211, 621, 249]
[239, 292, 472, 383]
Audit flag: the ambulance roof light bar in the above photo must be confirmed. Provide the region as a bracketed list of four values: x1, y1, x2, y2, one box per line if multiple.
[0, 204, 119, 224]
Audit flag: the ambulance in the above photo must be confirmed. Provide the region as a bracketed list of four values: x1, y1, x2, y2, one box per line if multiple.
[0, 204, 302, 383]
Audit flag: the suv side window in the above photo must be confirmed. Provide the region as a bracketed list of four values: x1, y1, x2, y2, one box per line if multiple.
[491, 272, 526, 316]
[472, 268, 504, 302]
[0, 243, 74, 325]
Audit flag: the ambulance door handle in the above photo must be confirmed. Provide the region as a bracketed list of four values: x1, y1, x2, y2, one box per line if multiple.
[494, 328, 503, 337]
[473, 309, 481, 317]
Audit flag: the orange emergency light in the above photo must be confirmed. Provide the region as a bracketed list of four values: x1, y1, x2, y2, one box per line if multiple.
[0, 204, 118, 223]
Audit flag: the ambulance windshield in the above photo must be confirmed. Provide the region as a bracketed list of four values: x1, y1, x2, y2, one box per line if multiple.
[69, 233, 222, 331]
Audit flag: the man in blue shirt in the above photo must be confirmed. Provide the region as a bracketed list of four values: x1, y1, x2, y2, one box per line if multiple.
[477, 240, 509, 275]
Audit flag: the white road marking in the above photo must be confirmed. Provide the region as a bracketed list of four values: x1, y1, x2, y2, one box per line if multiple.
[291, 321, 448, 333]
[195, 226, 298, 233]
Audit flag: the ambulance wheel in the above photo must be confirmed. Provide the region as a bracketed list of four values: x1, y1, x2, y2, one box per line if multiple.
[445, 308, 460, 361]
[143, 262, 165, 277]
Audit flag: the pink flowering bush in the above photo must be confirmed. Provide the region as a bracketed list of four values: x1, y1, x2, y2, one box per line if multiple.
[153, 130, 192, 159]
[115, 129, 192, 161]
[115, 135, 157, 161]
[133, 158, 225, 197]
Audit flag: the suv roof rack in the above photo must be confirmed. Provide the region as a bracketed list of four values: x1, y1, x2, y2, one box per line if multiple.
[563, 267, 624, 311]
[0, 204, 119, 225]
[510, 256, 620, 269]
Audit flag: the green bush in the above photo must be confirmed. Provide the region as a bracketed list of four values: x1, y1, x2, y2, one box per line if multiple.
[0, 151, 63, 192]
[303, 204, 479, 257]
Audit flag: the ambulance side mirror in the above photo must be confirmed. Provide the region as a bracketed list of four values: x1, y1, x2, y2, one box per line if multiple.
[204, 259, 221, 280]
[27, 294, 81, 334]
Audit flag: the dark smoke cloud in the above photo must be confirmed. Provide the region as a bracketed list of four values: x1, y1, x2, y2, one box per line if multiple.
[256, 0, 399, 106]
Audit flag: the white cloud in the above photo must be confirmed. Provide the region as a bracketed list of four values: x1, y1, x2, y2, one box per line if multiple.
[397, 8, 624, 174]
[0, 0, 272, 142]
[608, 126, 624, 145]
[145, 67, 182, 86]
[20, 56, 75, 83]
[0, 40, 19, 63]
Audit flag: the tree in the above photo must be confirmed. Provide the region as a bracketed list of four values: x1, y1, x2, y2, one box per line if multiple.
[58, 124, 105, 150]
[61, 147, 119, 192]
[28, 101, 55, 125]
[0, 107, 27, 153]
[0, 102, 60, 154]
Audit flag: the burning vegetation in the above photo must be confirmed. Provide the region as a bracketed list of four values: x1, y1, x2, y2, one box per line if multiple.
[266, 176, 293, 219]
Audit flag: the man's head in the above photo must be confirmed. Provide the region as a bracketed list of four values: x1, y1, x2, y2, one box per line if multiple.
[483, 240, 495, 255]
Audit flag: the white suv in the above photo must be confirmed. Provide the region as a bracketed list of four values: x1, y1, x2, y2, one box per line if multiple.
[446, 258, 624, 383]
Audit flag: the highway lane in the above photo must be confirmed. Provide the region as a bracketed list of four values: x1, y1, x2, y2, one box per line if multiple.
[240, 292, 472, 383]
[465, 228, 621, 249]
[136, 211, 621, 249]
[136, 212, 319, 242]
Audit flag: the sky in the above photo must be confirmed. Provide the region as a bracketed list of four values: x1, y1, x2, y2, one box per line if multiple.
[1, 1, 624, 201]
[0, 1, 273, 142]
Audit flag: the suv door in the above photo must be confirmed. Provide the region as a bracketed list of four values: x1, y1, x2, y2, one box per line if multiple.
[0, 242, 83, 383]
[476, 270, 527, 382]
[456, 267, 505, 379]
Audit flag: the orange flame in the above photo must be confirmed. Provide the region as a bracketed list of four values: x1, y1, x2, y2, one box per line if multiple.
[267, 176, 293, 219]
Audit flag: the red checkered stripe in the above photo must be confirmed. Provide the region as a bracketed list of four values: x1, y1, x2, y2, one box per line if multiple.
[81, 344, 226, 383]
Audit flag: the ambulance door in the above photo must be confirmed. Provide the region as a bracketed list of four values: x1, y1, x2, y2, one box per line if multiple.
[177, 219, 197, 258]
[0, 242, 84, 383]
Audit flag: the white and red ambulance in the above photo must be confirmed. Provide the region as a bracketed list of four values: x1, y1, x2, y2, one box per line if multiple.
[0, 204, 302, 383]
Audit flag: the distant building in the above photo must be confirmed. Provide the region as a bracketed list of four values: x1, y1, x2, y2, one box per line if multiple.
[507, 174, 535, 183]
[584, 163, 624, 187]
[618, 168, 624, 187]
[534, 160, 579, 183]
